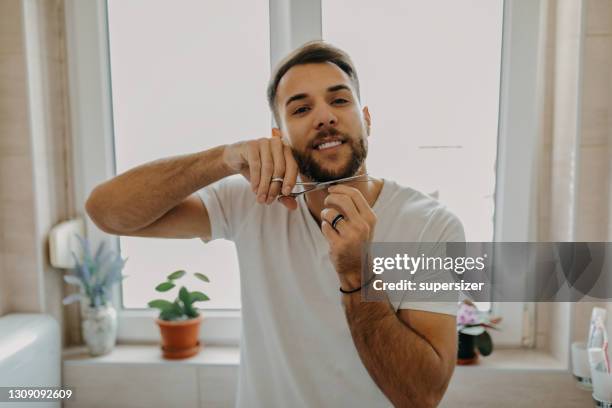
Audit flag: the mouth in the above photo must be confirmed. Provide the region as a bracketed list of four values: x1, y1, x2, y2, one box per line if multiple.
[312, 137, 346, 151]
[316, 140, 345, 151]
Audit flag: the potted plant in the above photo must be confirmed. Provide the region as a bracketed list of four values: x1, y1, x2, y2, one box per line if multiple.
[456, 300, 501, 365]
[63, 235, 127, 356]
[148, 270, 210, 359]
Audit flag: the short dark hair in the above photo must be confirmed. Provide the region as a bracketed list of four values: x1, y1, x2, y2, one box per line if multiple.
[267, 41, 360, 124]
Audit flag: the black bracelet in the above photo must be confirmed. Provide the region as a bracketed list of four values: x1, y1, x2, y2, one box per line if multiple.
[339, 273, 377, 294]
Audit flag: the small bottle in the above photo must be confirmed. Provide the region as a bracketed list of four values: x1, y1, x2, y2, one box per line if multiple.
[588, 307, 607, 348]
[589, 347, 607, 373]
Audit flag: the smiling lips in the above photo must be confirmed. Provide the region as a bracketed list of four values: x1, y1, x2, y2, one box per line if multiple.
[316, 140, 343, 151]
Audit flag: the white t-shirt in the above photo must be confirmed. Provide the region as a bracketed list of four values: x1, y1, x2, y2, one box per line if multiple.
[197, 175, 465, 408]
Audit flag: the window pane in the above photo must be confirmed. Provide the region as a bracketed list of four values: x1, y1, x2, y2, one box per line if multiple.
[322, 0, 503, 243]
[323, 0, 503, 312]
[107, 0, 271, 309]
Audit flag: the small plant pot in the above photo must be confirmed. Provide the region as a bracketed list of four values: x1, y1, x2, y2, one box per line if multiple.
[156, 315, 203, 359]
[457, 333, 478, 365]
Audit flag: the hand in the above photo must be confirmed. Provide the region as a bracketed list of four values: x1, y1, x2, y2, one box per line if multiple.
[223, 136, 298, 210]
[320, 185, 377, 288]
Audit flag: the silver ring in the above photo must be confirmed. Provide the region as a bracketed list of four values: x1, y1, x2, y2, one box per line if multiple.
[271, 177, 284, 183]
[331, 214, 345, 229]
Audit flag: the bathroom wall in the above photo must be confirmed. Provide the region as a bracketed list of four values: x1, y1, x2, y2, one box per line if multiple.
[0, 0, 34, 316]
[534, 0, 612, 354]
[0, 0, 74, 341]
[580, 0, 612, 340]
[570, 0, 612, 343]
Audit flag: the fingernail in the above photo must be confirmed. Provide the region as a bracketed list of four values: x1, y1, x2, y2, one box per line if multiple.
[258, 194, 266, 203]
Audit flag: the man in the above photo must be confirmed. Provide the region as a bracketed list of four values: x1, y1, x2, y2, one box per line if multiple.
[86, 41, 464, 407]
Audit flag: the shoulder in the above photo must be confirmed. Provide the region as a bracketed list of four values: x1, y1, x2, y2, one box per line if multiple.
[378, 179, 465, 242]
[199, 175, 253, 201]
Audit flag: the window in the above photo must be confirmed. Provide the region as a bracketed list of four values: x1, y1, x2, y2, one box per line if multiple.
[106, 0, 271, 310]
[68, 0, 536, 345]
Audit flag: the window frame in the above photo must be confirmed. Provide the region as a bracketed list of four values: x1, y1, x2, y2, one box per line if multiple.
[65, 0, 537, 346]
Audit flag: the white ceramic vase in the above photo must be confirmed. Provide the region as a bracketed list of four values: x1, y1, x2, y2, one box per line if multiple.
[82, 304, 117, 356]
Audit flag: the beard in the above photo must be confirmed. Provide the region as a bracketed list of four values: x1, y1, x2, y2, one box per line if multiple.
[291, 127, 368, 183]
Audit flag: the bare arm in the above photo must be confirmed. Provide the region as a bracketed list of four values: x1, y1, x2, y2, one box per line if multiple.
[85, 137, 298, 239]
[86, 145, 233, 239]
[342, 289, 456, 408]
[318, 184, 456, 407]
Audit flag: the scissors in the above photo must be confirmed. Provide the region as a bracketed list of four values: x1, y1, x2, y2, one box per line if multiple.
[272, 173, 374, 199]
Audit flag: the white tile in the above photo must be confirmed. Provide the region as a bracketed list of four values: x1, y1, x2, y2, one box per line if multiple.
[0, 154, 34, 202]
[575, 146, 610, 240]
[198, 366, 238, 408]
[3, 252, 41, 312]
[581, 36, 612, 147]
[64, 364, 200, 408]
[0, 0, 25, 56]
[586, 0, 612, 35]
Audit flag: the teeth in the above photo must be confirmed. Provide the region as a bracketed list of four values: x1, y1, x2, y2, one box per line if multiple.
[317, 141, 342, 150]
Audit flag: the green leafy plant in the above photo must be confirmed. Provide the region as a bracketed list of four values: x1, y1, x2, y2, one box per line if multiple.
[147, 270, 210, 321]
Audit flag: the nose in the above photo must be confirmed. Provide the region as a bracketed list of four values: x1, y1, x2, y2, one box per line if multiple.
[312, 104, 338, 130]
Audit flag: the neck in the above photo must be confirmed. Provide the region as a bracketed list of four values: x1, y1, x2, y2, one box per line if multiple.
[302, 167, 383, 226]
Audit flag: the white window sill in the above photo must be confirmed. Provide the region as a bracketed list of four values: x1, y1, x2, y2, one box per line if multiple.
[64, 345, 567, 372]
[63, 344, 569, 378]
[64, 345, 563, 371]
[464, 347, 566, 371]
[63, 344, 240, 367]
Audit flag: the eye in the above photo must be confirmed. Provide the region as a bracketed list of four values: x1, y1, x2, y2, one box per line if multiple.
[332, 98, 349, 105]
[292, 106, 310, 115]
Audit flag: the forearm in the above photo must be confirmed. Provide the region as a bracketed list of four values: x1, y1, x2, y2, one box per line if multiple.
[341, 292, 451, 407]
[86, 145, 234, 232]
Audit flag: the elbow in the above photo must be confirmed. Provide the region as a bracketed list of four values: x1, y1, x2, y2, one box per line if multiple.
[85, 187, 121, 235]
[389, 393, 437, 408]
[390, 389, 443, 408]
[390, 366, 453, 408]
[420, 367, 454, 408]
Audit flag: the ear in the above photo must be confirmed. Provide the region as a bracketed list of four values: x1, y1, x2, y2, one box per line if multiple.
[362, 106, 372, 136]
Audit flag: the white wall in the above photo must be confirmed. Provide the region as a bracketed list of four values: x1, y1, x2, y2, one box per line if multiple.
[0, 0, 75, 341]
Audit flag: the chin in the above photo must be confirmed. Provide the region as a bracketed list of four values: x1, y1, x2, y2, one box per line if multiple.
[311, 161, 360, 182]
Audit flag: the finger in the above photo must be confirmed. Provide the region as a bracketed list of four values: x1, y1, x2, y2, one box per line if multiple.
[321, 219, 340, 243]
[324, 193, 360, 221]
[327, 185, 371, 215]
[278, 195, 298, 210]
[267, 137, 285, 203]
[320, 207, 349, 236]
[320, 207, 341, 225]
[247, 141, 261, 193]
[256, 139, 273, 203]
[282, 145, 298, 196]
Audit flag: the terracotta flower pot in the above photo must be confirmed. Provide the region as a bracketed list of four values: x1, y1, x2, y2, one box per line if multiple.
[156, 315, 203, 359]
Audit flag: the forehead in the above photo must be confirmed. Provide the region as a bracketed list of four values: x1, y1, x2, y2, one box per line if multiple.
[276, 62, 355, 105]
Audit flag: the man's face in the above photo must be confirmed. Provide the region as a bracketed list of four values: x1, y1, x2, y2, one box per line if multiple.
[274, 62, 371, 182]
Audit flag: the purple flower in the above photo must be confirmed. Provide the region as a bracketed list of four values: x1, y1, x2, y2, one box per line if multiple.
[457, 303, 479, 325]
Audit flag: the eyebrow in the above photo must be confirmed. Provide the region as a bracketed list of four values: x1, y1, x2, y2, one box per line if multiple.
[284, 84, 352, 107]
